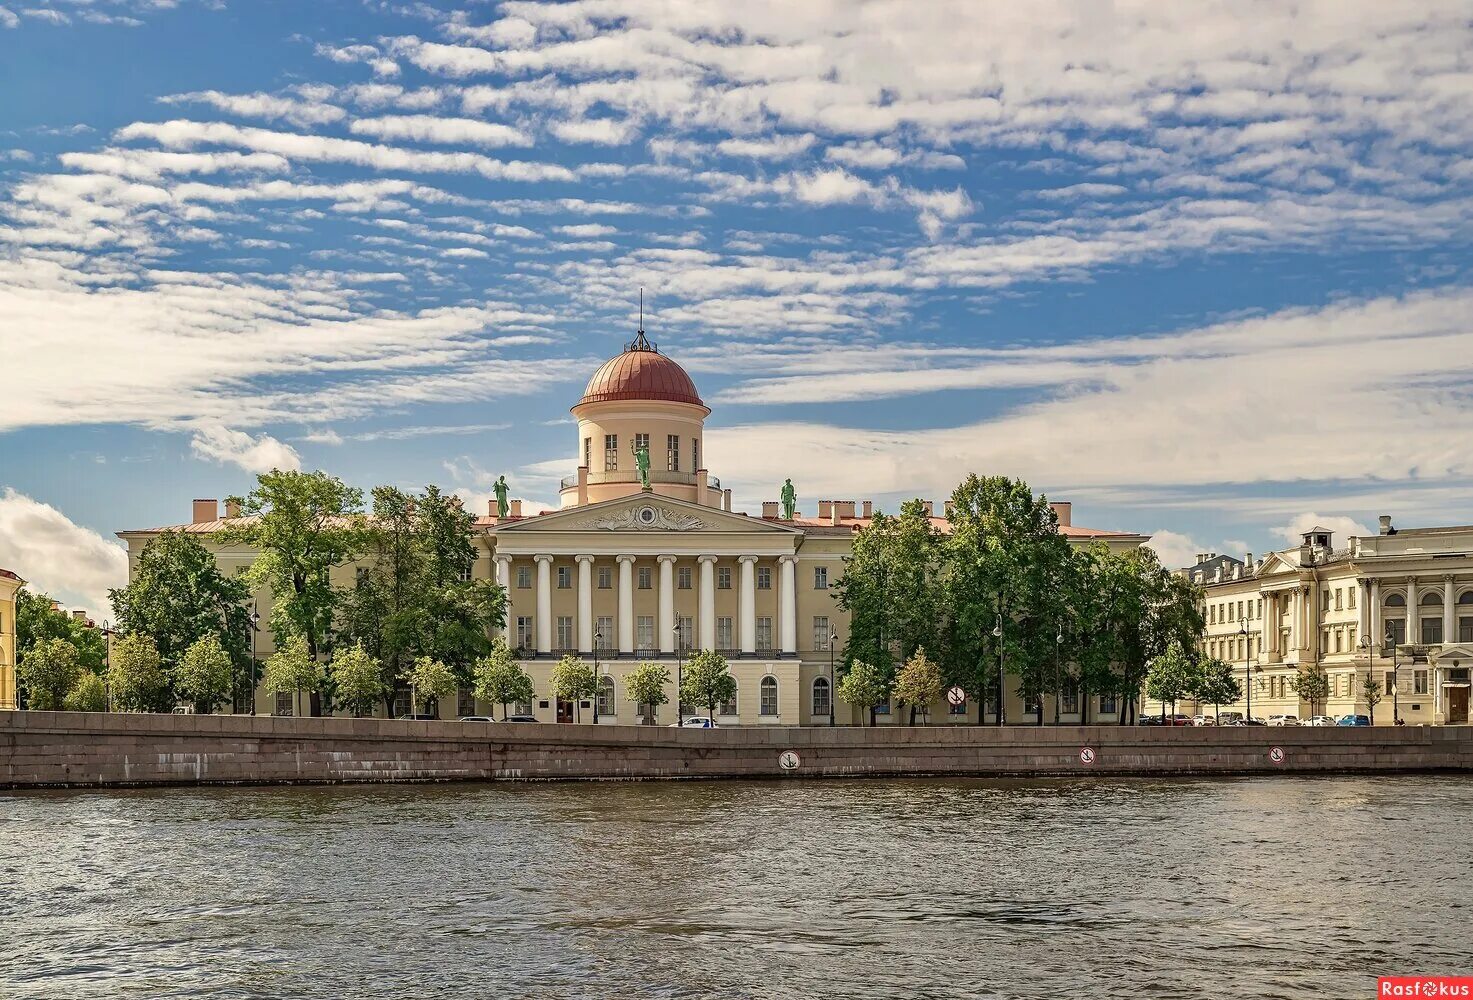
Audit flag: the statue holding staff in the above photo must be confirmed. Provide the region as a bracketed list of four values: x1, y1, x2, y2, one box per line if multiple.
[780, 478, 797, 520]
[493, 475, 510, 518]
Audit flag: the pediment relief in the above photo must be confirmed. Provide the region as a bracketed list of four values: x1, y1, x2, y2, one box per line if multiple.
[493, 495, 801, 535]
[573, 504, 706, 531]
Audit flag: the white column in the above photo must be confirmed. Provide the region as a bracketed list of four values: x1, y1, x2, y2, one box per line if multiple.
[1443, 575, 1455, 647]
[658, 555, 676, 654]
[495, 556, 512, 646]
[617, 555, 635, 655]
[1406, 578, 1417, 645]
[698, 555, 717, 650]
[576, 555, 594, 652]
[739, 556, 757, 654]
[1288, 589, 1299, 654]
[1370, 579, 1381, 646]
[534, 554, 552, 654]
[779, 554, 797, 655]
[1259, 591, 1270, 660]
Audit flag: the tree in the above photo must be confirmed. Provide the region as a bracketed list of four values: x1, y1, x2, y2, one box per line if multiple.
[404, 655, 457, 718]
[109, 633, 169, 712]
[1290, 665, 1330, 717]
[1362, 673, 1382, 725]
[472, 640, 534, 720]
[15, 589, 106, 674]
[262, 634, 324, 717]
[108, 530, 251, 684]
[1145, 642, 1200, 720]
[65, 672, 107, 712]
[175, 635, 235, 714]
[550, 654, 597, 723]
[680, 650, 736, 722]
[219, 470, 370, 665]
[1193, 659, 1243, 721]
[417, 486, 506, 680]
[893, 647, 943, 724]
[623, 661, 671, 725]
[17, 637, 81, 710]
[837, 659, 890, 727]
[331, 643, 386, 717]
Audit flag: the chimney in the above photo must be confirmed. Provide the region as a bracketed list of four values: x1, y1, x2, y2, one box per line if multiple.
[818, 500, 833, 519]
[224, 499, 241, 519]
[192, 499, 218, 524]
[762, 501, 779, 519]
[835, 501, 855, 519]
[72, 610, 87, 622]
[944, 500, 954, 519]
[1245, 552, 1253, 571]
[829, 504, 841, 526]
[1049, 501, 1072, 527]
[723, 488, 733, 512]
[1379, 515, 1393, 535]
[1196, 553, 1209, 565]
[510, 499, 523, 518]
[861, 501, 873, 518]
[922, 500, 934, 516]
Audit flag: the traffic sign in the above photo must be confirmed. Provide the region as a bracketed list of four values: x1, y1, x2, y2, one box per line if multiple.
[946, 686, 967, 706]
[1079, 746, 1096, 765]
[778, 750, 801, 771]
[1269, 746, 1286, 764]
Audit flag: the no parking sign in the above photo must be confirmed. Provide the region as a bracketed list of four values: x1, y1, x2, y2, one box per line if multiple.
[1269, 746, 1286, 765]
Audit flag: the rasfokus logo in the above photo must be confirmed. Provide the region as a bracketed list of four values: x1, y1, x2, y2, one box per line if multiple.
[1380, 978, 1473, 997]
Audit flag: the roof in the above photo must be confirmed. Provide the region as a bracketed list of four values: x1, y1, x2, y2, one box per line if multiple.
[577, 340, 704, 408]
[765, 515, 1141, 539]
[0, 568, 21, 581]
[119, 515, 261, 536]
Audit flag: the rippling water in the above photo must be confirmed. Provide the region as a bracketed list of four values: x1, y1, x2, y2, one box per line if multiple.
[2, 777, 1469, 999]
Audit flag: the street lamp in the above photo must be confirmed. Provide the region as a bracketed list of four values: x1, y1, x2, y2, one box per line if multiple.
[1054, 625, 1064, 726]
[673, 622, 684, 727]
[992, 615, 1004, 727]
[248, 605, 261, 716]
[1239, 617, 1253, 722]
[593, 631, 602, 725]
[829, 628, 838, 727]
[101, 620, 114, 712]
[1385, 624, 1400, 724]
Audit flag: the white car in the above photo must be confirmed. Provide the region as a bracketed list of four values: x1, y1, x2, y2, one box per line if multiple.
[1305, 715, 1336, 727]
[1267, 714, 1300, 726]
[1191, 715, 1215, 726]
[668, 717, 718, 728]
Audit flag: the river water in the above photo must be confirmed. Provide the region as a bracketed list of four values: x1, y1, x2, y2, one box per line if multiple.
[2, 777, 1469, 999]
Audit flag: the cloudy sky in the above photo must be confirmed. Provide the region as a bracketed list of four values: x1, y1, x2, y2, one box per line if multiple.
[2, 0, 1472, 616]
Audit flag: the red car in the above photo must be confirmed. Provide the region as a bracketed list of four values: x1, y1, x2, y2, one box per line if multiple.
[1167, 714, 1193, 726]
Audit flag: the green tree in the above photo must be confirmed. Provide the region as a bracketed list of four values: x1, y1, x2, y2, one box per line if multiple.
[175, 635, 235, 714]
[108, 530, 250, 685]
[109, 633, 169, 712]
[836, 659, 890, 727]
[472, 640, 534, 720]
[1362, 673, 1382, 725]
[893, 646, 943, 724]
[262, 634, 324, 717]
[1193, 659, 1243, 721]
[550, 654, 597, 723]
[219, 470, 369, 663]
[1145, 642, 1201, 719]
[17, 637, 81, 710]
[404, 654, 457, 718]
[15, 589, 106, 674]
[418, 486, 506, 680]
[64, 671, 107, 712]
[623, 661, 671, 725]
[1291, 665, 1330, 716]
[680, 650, 736, 722]
[331, 643, 386, 717]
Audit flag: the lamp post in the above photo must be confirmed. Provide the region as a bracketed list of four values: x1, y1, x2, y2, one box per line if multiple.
[828, 628, 838, 727]
[1054, 625, 1064, 726]
[673, 622, 684, 727]
[992, 614, 1004, 727]
[593, 631, 601, 725]
[1386, 624, 1399, 724]
[101, 620, 113, 713]
[1239, 617, 1253, 722]
[248, 605, 260, 716]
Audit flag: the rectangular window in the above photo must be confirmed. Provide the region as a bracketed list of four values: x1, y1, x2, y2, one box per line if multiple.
[1333, 630, 1342, 653]
[1099, 693, 1117, 715]
[634, 432, 650, 459]
[693, 438, 700, 471]
[1062, 683, 1079, 715]
[757, 567, 772, 590]
[678, 566, 693, 590]
[1335, 588, 1343, 611]
[557, 616, 574, 650]
[1384, 671, 1396, 695]
[716, 617, 733, 650]
[604, 433, 618, 471]
[1348, 587, 1356, 609]
[517, 566, 531, 589]
[756, 617, 773, 652]
[667, 433, 680, 472]
[275, 691, 294, 717]
[516, 616, 534, 649]
[598, 566, 612, 589]
[1422, 618, 1443, 644]
[814, 566, 829, 590]
[638, 567, 652, 590]
[1414, 669, 1429, 696]
[1238, 601, 1245, 620]
[557, 566, 571, 589]
[459, 558, 474, 584]
[676, 615, 693, 650]
[596, 617, 614, 651]
[1209, 606, 1216, 625]
[719, 689, 737, 717]
[1461, 617, 1473, 643]
[813, 616, 831, 651]
[1387, 618, 1406, 647]
[1256, 599, 1262, 618]
[636, 615, 655, 652]
[392, 688, 411, 718]
[355, 566, 369, 589]
[457, 687, 476, 718]
[583, 436, 591, 469]
[717, 567, 732, 590]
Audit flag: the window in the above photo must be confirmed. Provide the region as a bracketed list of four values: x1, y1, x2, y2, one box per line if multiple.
[597, 676, 615, 716]
[638, 567, 652, 590]
[517, 566, 532, 589]
[556, 616, 574, 650]
[678, 567, 693, 590]
[1386, 619, 1406, 647]
[1385, 593, 1406, 607]
[1461, 617, 1473, 643]
[1099, 693, 1117, 715]
[1347, 626, 1356, 649]
[667, 433, 680, 472]
[760, 676, 779, 716]
[457, 687, 476, 718]
[557, 565, 571, 589]
[814, 566, 829, 590]
[1414, 669, 1429, 696]
[1333, 630, 1342, 653]
[756, 617, 773, 652]
[757, 567, 772, 590]
[634, 433, 650, 461]
[583, 436, 591, 470]
[813, 616, 831, 651]
[393, 688, 411, 718]
[459, 559, 474, 584]
[717, 567, 732, 590]
[355, 566, 369, 589]
[1384, 671, 1396, 695]
[719, 686, 737, 717]
[1422, 618, 1443, 644]
[1210, 606, 1216, 625]
[1348, 588, 1356, 609]
[716, 617, 733, 650]
[812, 677, 831, 716]
[516, 616, 534, 649]
[676, 615, 693, 650]
[604, 433, 618, 471]
[1335, 588, 1343, 611]
[598, 566, 612, 589]
[874, 699, 891, 716]
[636, 616, 655, 652]
[1421, 591, 1442, 607]
[596, 617, 614, 651]
[693, 438, 700, 471]
[1256, 599, 1262, 618]
[275, 691, 294, 716]
[1061, 682, 1079, 714]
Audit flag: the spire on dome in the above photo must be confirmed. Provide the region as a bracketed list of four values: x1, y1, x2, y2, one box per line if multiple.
[625, 286, 657, 353]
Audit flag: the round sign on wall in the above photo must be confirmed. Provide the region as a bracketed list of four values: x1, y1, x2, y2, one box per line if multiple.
[1079, 746, 1096, 765]
[1269, 746, 1286, 764]
[778, 750, 801, 771]
[946, 686, 967, 706]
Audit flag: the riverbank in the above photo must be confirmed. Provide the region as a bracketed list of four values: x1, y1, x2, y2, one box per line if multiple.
[4, 711, 1471, 788]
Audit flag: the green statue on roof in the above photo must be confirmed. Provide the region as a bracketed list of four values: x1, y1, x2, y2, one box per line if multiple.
[633, 442, 652, 490]
[780, 478, 797, 520]
[493, 475, 510, 519]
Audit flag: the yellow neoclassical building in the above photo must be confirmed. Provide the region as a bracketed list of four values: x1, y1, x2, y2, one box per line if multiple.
[119, 331, 1148, 724]
[1, 568, 21, 711]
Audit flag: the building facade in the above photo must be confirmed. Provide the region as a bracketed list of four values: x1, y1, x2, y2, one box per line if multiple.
[118, 332, 1149, 724]
[1158, 520, 1473, 725]
[0, 568, 21, 711]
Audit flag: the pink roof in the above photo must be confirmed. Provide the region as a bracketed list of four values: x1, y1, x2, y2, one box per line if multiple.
[770, 515, 1141, 539]
[578, 348, 704, 407]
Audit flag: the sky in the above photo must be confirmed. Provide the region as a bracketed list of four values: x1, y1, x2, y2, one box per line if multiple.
[2, 0, 1472, 618]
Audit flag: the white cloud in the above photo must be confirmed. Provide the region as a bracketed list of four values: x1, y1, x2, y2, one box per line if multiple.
[715, 133, 816, 160]
[550, 117, 638, 145]
[0, 487, 128, 619]
[1271, 513, 1374, 548]
[0, 6, 19, 29]
[1145, 530, 1214, 571]
[161, 91, 346, 127]
[189, 424, 303, 474]
[348, 114, 532, 148]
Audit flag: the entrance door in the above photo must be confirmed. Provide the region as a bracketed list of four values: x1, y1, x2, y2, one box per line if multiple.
[1448, 687, 1469, 724]
[556, 698, 574, 723]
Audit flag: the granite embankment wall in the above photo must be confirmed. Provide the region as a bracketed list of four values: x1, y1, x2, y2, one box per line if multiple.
[3, 711, 1471, 788]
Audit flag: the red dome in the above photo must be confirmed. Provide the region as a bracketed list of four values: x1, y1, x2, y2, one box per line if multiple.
[579, 344, 704, 407]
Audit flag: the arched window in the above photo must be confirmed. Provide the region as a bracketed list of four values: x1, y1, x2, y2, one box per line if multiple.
[1421, 591, 1443, 606]
[812, 676, 831, 716]
[1385, 593, 1406, 607]
[760, 676, 779, 716]
[719, 686, 737, 717]
[597, 675, 615, 716]
[1459, 590, 1473, 605]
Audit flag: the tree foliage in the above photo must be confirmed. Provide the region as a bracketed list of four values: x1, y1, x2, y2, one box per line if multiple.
[331, 643, 386, 717]
[17, 637, 81, 710]
[1362, 673, 1382, 724]
[680, 650, 736, 721]
[1193, 659, 1243, 719]
[175, 635, 235, 714]
[15, 589, 105, 674]
[892, 646, 943, 723]
[1290, 665, 1330, 715]
[262, 634, 324, 716]
[472, 640, 534, 719]
[550, 654, 597, 722]
[404, 654, 457, 716]
[623, 661, 671, 724]
[64, 672, 108, 712]
[109, 633, 169, 712]
[836, 660, 890, 726]
[1145, 642, 1199, 717]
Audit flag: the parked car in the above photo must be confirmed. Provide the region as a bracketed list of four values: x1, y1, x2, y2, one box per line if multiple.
[669, 717, 718, 728]
[1167, 714, 1194, 727]
[1227, 717, 1267, 726]
[1267, 714, 1300, 726]
[1336, 714, 1372, 727]
[1217, 711, 1244, 726]
[395, 713, 439, 721]
[458, 716, 496, 723]
[1306, 715, 1336, 727]
[503, 714, 538, 723]
[1191, 715, 1215, 726]
[1137, 714, 1163, 726]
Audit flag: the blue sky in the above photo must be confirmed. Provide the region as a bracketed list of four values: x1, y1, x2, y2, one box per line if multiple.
[2, 0, 1472, 615]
